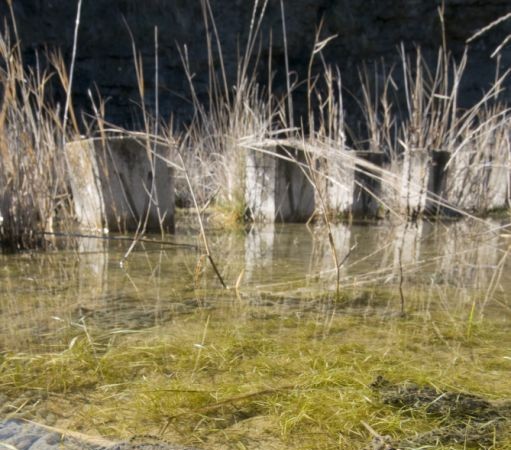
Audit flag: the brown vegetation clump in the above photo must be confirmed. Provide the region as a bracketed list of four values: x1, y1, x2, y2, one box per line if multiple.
[0, 33, 70, 251]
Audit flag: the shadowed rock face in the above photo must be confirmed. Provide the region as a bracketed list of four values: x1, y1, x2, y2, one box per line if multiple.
[2, 0, 510, 127]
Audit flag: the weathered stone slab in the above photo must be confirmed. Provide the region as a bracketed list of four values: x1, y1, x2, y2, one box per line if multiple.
[399, 149, 430, 219]
[443, 137, 510, 212]
[245, 146, 392, 221]
[425, 150, 450, 214]
[308, 149, 386, 219]
[352, 152, 387, 217]
[245, 146, 315, 222]
[242, 140, 509, 222]
[245, 148, 277, 222]
[66, 137, 174, 233]
[316, 150, 356, 218]
[317, 150, 391, 219]
[380, 149, 451, 218]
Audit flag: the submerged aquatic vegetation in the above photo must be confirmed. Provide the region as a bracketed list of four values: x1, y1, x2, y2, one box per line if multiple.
[1, 283, 511, 450]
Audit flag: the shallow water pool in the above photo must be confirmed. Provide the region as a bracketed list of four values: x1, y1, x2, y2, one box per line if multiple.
[1, 219, 510, 449]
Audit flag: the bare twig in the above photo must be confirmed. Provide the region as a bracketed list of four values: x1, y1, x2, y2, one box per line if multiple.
[177, 151, 227, 288]
[466, 11, 511, 43]
[63, 0, 83, 135]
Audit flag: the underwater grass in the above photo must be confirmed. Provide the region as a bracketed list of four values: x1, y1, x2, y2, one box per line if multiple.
[1, 287, 511, 449]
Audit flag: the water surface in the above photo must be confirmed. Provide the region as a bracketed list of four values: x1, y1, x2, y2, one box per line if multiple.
[1, 219, 511, 449]
[1, 219, 510, 351]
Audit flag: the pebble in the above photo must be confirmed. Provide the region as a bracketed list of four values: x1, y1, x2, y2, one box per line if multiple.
[0, 419, 202, 450]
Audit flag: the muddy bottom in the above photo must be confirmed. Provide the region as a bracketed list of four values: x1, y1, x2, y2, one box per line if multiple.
[366, 377, 511, 449]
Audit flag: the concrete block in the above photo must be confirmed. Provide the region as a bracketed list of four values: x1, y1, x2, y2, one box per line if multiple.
[242, 140, 509, 221]
[245, 146, 315, 222]
[67, 136, 174, 233]
[444, 139, 510, 212]
[399, 148, 430, 219]
[381, 150, 453, 218]
[352, 152, 387, 217]
[316, 150, 390, 219]
[318, 151, 356, 217]
[487, 160, 510, 210]
[244, 146, 391, 221]
[426, 150, 450, 214]
[444, 148, 483, 211]
[245, 148, 277, 222]
[484, 136, 510, 210]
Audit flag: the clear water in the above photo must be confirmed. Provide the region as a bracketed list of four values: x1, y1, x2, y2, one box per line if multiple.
[1, 219, 510, 352]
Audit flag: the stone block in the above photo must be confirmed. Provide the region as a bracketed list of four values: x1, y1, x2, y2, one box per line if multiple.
[66, 136, 174, 233]
[242, 141, 509, 222]
[380, 150, 453, 218]
[352, 152, 388, 217]
[399, 148, 431, 219]
[318, 150, 388, 218]
[425, 150, 450, 214]
[318, 150, 356, 217]
[245, 148, 277, 222]
[443, 141, 510, 212]
[245, 146, 315, 222]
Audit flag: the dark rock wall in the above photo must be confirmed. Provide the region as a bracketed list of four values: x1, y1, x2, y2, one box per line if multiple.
[2, 0, 510, 128]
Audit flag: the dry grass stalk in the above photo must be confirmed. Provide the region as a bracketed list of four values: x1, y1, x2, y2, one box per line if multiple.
[0, 32, 70, 251]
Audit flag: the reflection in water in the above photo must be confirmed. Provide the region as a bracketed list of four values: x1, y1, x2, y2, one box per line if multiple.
[76, 235, 108, 301]
[436, 220, 502, 289]
[1, 219, 510, 350]
[243, 219, 511, 292]
[392, 221, 424, 280]
[244, 224, 275, 281]
[310, 223, 351, 278]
